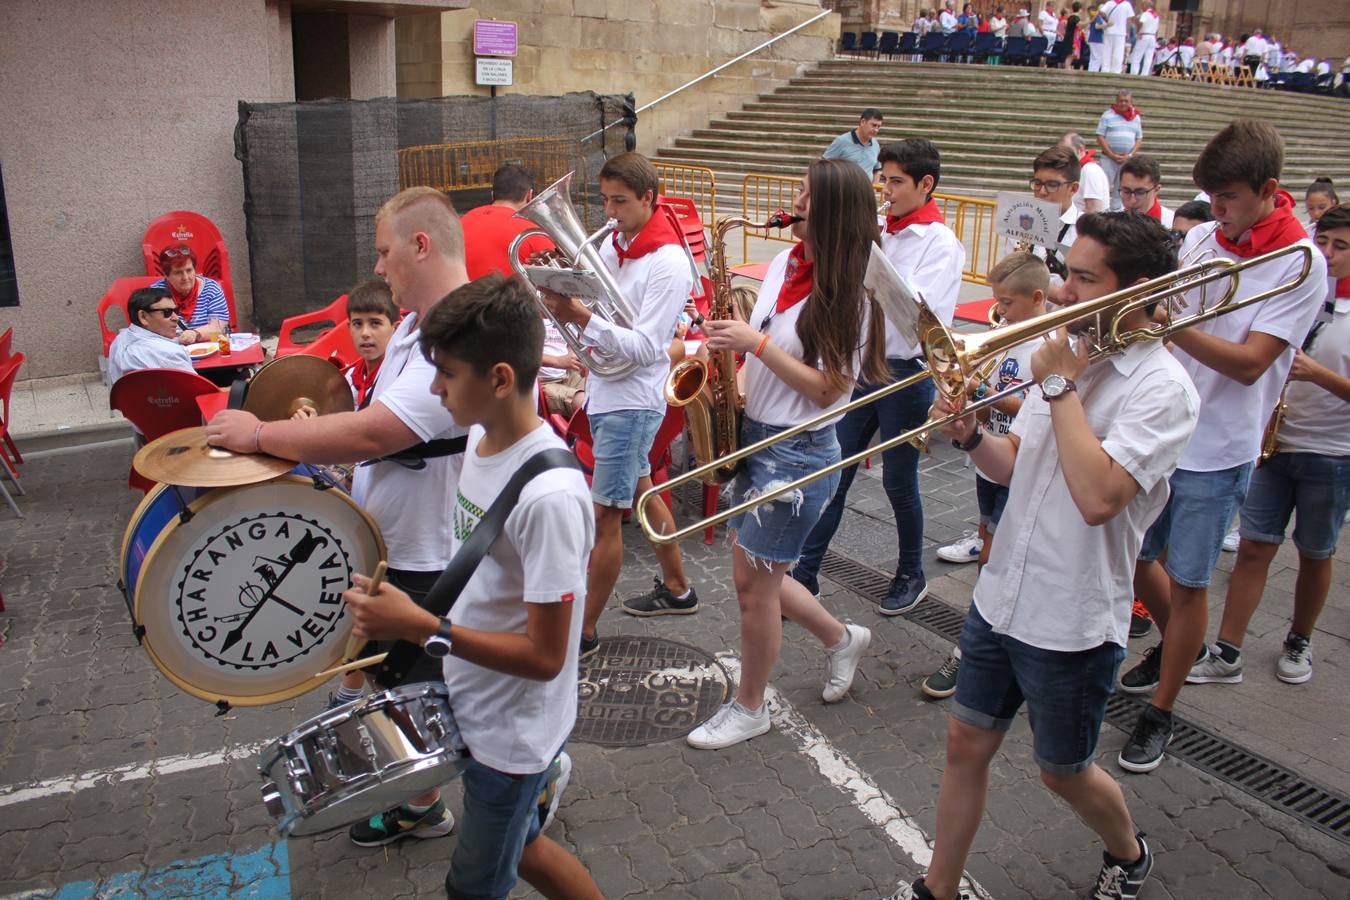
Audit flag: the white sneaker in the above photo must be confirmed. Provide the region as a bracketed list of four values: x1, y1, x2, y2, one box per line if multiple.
[937, 531, 983, 564]
[1276, 633, 1313, 684]
[1185, 644, 1243, 684]
[822, 623, 872, 703]
[686, 701, 770, 749]
[1221, 529, 1240, 552]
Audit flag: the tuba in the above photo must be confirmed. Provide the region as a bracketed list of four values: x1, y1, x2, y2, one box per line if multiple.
[508, 172, 639, 377]
[664, 211, 799, 484]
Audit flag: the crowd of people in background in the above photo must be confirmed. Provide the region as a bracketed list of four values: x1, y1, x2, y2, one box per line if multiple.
[902, 1, 1349, 90]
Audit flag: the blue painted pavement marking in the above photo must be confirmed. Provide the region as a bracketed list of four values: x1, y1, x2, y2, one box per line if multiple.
[45, 841, 288, 899]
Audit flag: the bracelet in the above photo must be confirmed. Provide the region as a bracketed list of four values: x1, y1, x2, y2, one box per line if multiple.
[753, 334, 771, 357]
[253, 422, 266, 454]
[953, 427, 984, 453]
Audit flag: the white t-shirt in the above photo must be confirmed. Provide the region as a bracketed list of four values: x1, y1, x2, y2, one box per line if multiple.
[1101, 0, 1134, 36]
[974, 339, 1199, 652]
[441, 423, 593, 775]
[939, 10, 958, 33]
[989, 15, 1008, 37]
[974, 336, 1043, 483]
[1138, 9, 1159, 36]
[539, 319, 569, 381]
[350, 313, 466, 571]
[581, 240, 690, 415]
[879, 220, 965, 358]
[1039, 10, 1059, 39]
[1245, 35, 1268, 58]
[1279, 293, 1349, 456]
[1075, 160, 1110, 213]
[1172, 223, 1327, 471]
[742, 247, 865, 429]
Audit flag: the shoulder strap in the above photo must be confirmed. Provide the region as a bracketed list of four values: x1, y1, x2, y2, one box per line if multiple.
[374, 447, 580, 686]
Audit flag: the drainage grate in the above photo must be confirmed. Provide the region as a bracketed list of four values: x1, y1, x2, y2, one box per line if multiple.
[819, 550, 1350, 844]
[574, 636, 730, 748]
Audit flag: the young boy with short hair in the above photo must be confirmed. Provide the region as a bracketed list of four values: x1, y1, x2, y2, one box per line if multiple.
[344, 273, 601, 900]
[927, 253, 1049, 697]
[1120, 120, 1327, 773]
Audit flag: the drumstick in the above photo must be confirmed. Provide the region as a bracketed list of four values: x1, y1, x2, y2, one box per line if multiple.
[339, 560, 386, 664]
[314, 652, 388, 680]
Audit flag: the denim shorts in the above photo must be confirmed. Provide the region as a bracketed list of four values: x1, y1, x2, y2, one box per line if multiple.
[953, 606, 1126, 775]
[975, 475, 1009, 533]
[726, 417, 840, 565]
[445, 756, 556, 900]
[588, 408, 664, 509]
[1138, 462, 1254, 588]
[1240, 452, 1350, 560]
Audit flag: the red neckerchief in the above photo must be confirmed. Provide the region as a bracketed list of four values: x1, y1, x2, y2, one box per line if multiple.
[1146, 197, 1164, 220]
[1214, 191, 1307, 259]
[1113, 102, 1140, 122]
[347, 357, 383, 408]
[170, 277, 202, 324]
[1183, 37, 1194, 46]
[775, 243, 814, 314]
[1336, 276, 1350, 299]
[885, 199, 945, 234]
[612, 204, 683, 267]
[1078, 148, 1097, 166]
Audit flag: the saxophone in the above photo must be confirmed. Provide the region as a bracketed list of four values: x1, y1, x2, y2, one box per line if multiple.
[664, 211, 799, 484]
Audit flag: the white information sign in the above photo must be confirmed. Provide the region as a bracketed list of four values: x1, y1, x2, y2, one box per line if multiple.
[475, 58, 513, 87]
[993, 192, 1064, 249]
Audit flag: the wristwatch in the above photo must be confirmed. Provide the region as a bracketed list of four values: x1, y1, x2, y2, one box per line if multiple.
[1040, 374, 1077, 401]
[422, 618, 454, 658]
[953, 426, 984, 453]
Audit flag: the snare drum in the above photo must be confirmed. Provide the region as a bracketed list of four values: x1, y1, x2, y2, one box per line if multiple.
[259, 682, 470, 836]
[120, 467, 383, 707]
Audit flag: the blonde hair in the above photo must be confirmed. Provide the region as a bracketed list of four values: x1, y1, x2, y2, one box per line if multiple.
[376, 187, 464, 262]
[989, 252, 1049, 297]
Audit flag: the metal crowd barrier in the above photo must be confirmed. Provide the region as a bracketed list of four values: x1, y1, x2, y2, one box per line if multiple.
[654, 162, 717, 231]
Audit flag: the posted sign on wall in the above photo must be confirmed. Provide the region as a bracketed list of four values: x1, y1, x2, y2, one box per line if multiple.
[474, 20, 518, 57]
[475, 58, 513, 87]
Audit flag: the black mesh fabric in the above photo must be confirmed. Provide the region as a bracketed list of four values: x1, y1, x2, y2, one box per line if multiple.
[234, 92, 634, 329]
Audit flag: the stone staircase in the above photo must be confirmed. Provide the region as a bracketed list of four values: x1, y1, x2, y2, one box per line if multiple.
[657, 59, 1350, 210]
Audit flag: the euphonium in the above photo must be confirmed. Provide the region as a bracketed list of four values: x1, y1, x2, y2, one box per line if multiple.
[664, 211, 800, 484]
[508, 171, 639, 378]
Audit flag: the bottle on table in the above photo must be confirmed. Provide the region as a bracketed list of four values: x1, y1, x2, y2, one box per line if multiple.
[218, 324, 232, 357]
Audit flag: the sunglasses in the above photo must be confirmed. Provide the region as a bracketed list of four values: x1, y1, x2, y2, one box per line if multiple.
[147, 306, 178, 319]
[162, 246, 193, 259]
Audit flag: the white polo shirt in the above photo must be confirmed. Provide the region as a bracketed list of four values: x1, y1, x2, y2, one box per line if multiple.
[107, 325, 194, 386]
[581, 240, 691, 415]
[1172, 223, 1327, 472]
[742, 246, 865, 430]
[973, 339, 1199, 651]
[1278, 292, 1350, 456]
[351, 312, 466, 572]
[1101, 0, 1134, 36]
[880, 220, 965, 359]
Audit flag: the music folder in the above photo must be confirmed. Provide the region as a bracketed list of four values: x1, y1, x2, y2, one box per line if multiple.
[521, 265, 610, 303]
[864, 243, 925, 348]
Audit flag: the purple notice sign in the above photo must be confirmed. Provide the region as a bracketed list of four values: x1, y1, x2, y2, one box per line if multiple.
[474, 20, 518, 57]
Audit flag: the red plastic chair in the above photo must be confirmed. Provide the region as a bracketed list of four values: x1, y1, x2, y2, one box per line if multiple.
[0, 328, 19, 467]
[659, 196, 708, 264]
[0, 354, 27, 517]
[276, 295, 349, 357]
[97, 276, 163, 357]
[109, 368, 223, 493]
[141, 210, 236, 323]
[297, 319, 359, 369]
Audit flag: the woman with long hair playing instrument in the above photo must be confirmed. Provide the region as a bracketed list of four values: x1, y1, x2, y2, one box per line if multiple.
[685, 158, 889, 750]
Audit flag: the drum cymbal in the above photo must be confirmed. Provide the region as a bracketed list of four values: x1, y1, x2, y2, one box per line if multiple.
[244, 355, 355, 421]
[134, 426, 293, 487]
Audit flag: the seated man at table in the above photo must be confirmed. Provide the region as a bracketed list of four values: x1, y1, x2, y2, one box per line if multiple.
[151, 244, 229, 343]
[108, 286, 194, 385]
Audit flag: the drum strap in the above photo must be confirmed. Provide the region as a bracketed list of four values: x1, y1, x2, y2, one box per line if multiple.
[374, 447, 582, 687]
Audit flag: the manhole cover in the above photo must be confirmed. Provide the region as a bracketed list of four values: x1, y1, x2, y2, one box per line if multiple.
[573, 636, 730, 747]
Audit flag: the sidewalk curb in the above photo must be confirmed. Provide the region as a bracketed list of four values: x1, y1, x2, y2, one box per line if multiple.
[15, 421, 133, 455]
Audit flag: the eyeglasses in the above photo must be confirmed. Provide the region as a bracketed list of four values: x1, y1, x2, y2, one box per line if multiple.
[147, 306, 178, 319]
[1120, 187, 1158, 199]
[1168, 229, 1186, 243]
[1029, 179, 1069, 191]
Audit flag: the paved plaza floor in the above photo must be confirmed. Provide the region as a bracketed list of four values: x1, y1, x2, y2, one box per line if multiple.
[1, 438, 1348, 898]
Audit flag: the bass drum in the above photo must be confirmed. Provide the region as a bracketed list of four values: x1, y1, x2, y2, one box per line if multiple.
[122, 467, 384, 707]
[259, 682, 470, 836]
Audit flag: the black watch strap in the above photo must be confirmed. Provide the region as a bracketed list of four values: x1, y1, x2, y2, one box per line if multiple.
[953, 427, 984, 453]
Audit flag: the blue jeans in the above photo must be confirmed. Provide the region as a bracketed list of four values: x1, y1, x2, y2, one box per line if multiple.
[1138, 462, 1254, 588]
[445, 757, 555, 900]
[976, 474, 1010, 534]
[953, 606, 1126, 775]
[1241, 452, 1350, 559]
[797, 357, 934, 581]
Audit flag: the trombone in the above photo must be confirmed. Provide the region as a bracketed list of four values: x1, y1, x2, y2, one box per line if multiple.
[636, 242, 1313, 545]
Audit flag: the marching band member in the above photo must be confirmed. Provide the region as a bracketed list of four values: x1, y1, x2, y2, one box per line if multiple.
[686, 158, 886, 750]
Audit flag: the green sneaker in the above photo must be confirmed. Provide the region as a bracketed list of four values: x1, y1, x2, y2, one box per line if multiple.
[348, 800, 454, 847]
[921, 651, 960, 699]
